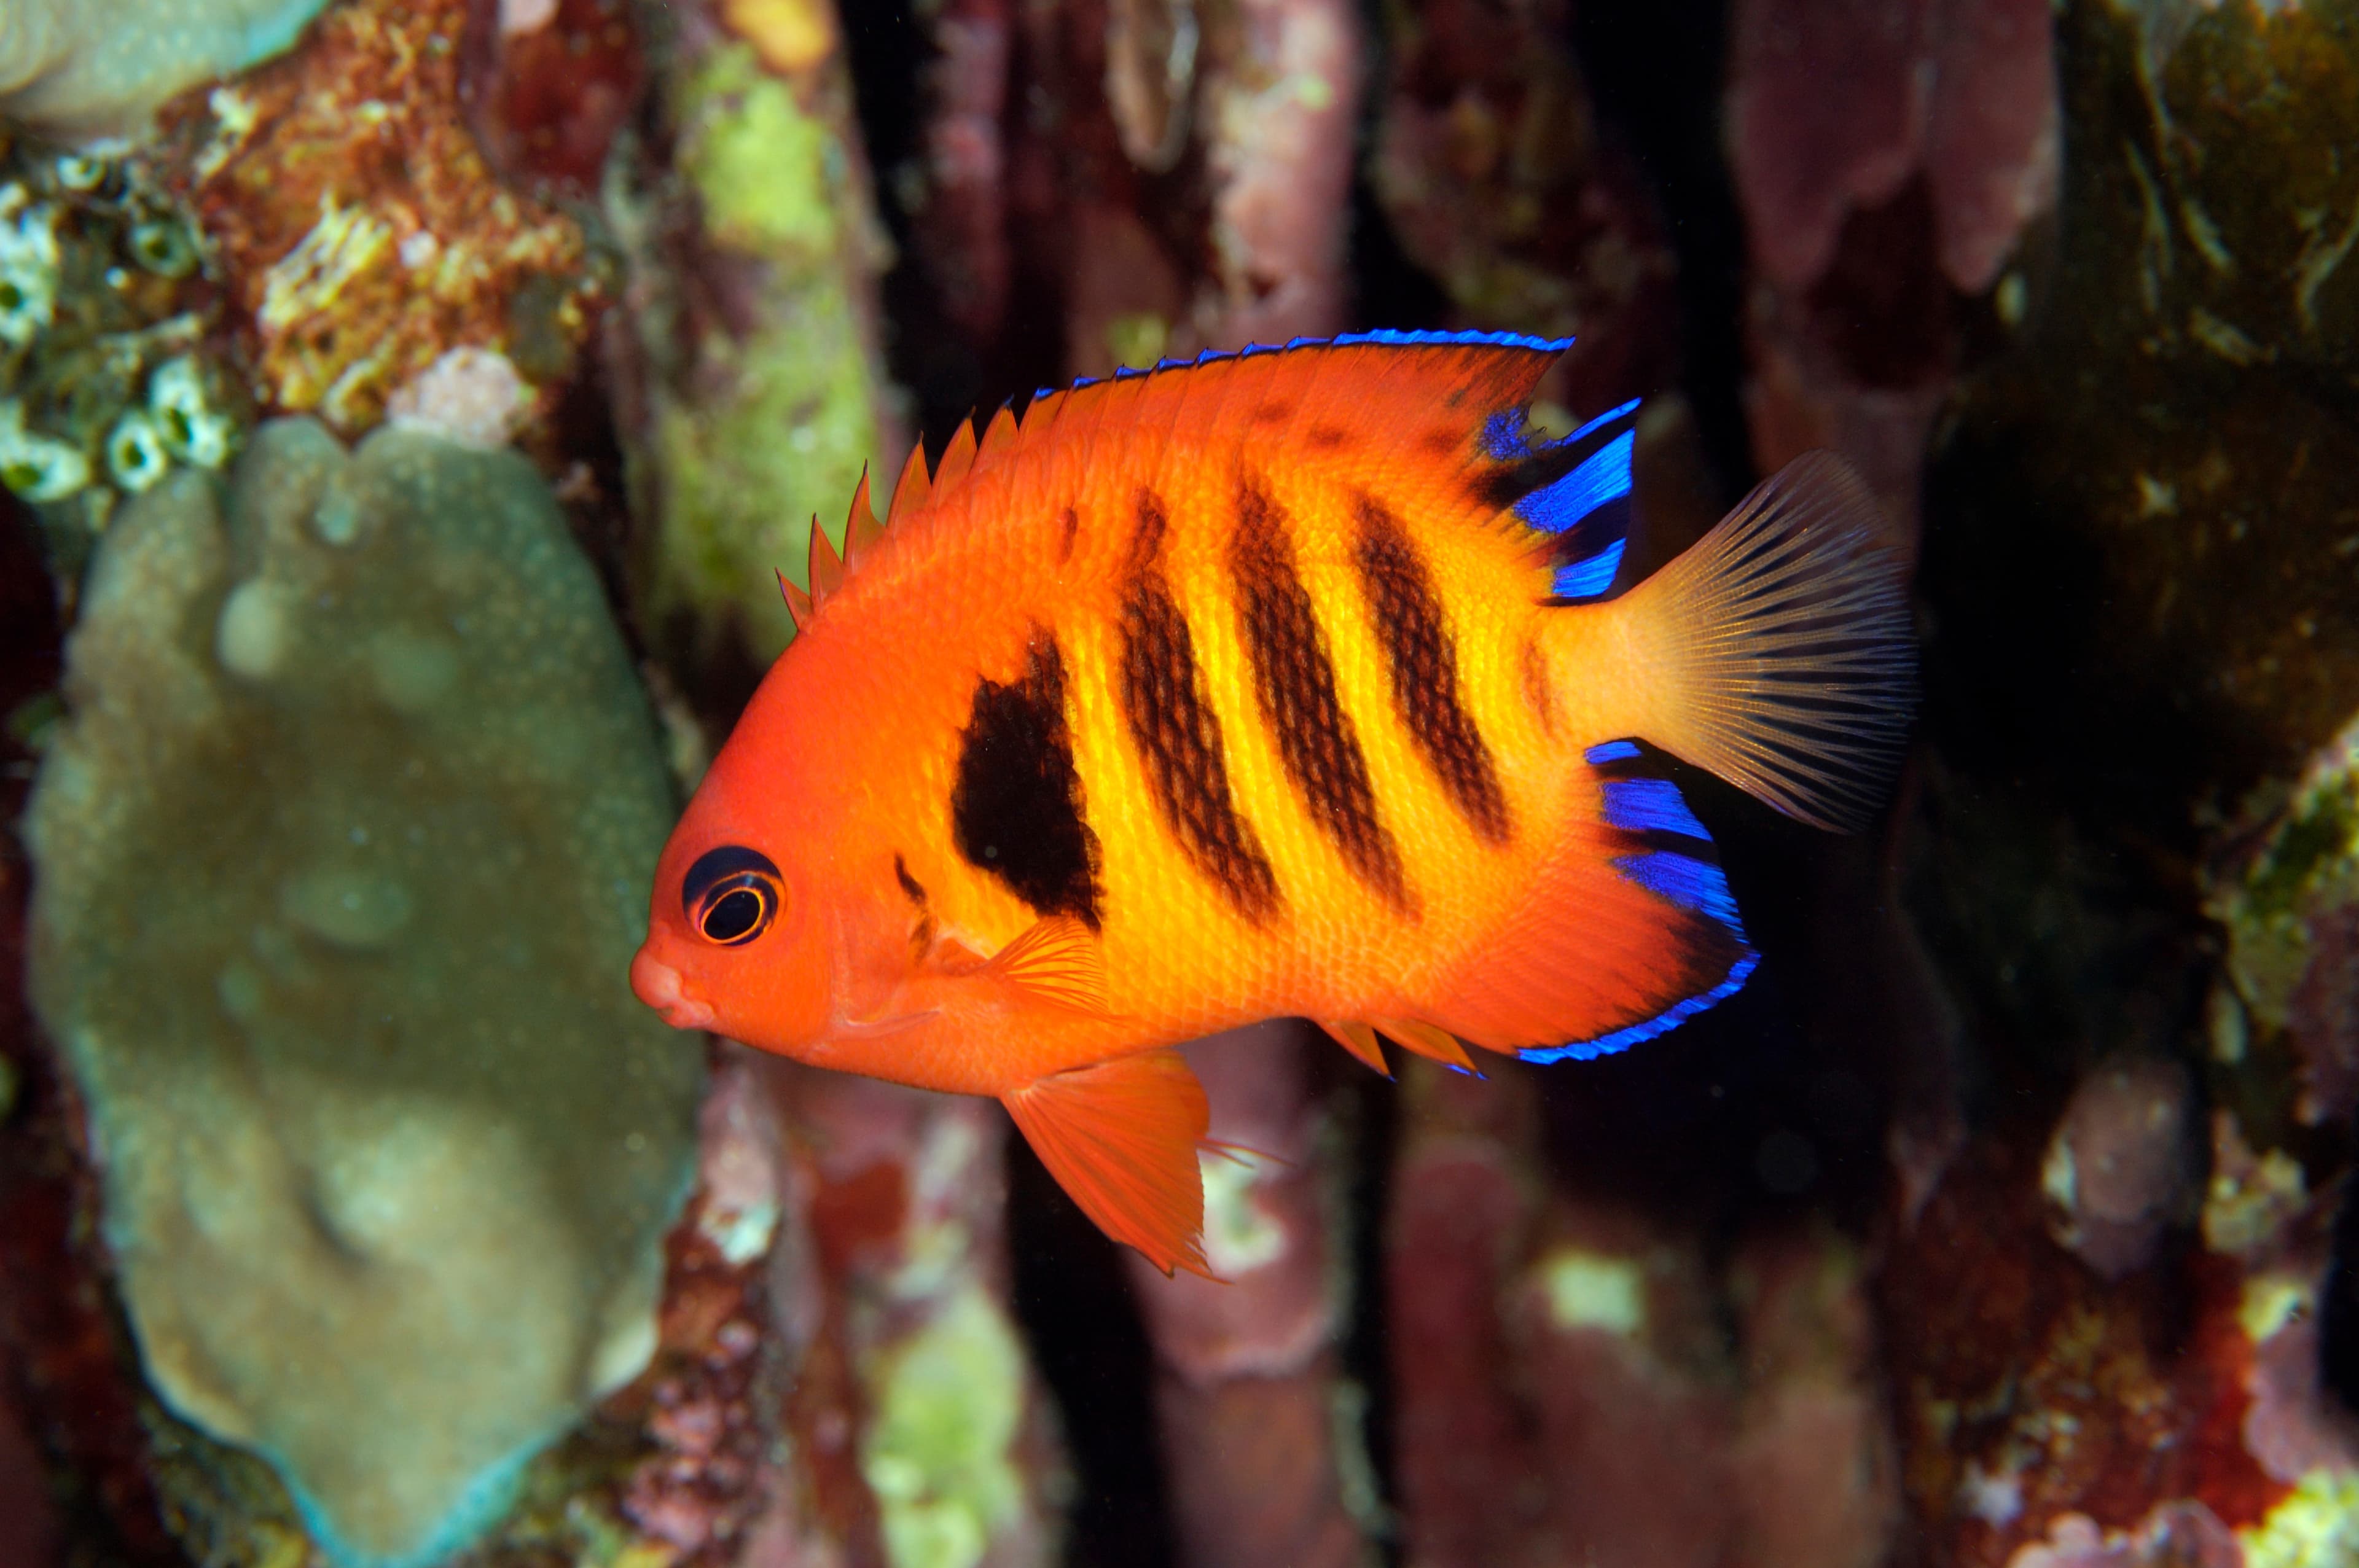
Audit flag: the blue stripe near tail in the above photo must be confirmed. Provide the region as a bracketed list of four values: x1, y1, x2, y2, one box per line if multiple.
[1494, 397, 1641, 602]
[1521, 741, 1759, 1064]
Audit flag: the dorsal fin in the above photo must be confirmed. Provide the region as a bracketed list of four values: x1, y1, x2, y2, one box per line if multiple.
[978, 402, 1020, 457]
[933, 416, 980, 491]
[775, 567, 812, 633]
[874, 331, 1578, 550]
[806, 513, 845, 605]
[886, 439, 931, 523]
[843, 463, 883, 565]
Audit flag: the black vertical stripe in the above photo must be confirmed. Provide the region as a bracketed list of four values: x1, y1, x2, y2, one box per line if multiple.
[1230, 474, 1413, 911]
[1353, 493, 1513, 843]
[952, 635, 1105, 928]
[1119, 488, 1284, 923]
[1128, 486, 1171, 572]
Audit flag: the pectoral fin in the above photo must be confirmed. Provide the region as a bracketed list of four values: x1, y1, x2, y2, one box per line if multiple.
[984, 915, 1116, 1016]
[1003, 1050, 1213, 1278]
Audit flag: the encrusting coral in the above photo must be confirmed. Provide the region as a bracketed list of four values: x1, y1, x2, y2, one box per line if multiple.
[22, 418, 705, 1567]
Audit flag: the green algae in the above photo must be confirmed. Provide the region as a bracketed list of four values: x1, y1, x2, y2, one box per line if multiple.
[682, 45, 840, 259]
[859, 1284, 1031, 1568]
[23, 418, 705, 1568]
[630, 39, 892, 669]
[1923, 0, 2359, 821]
[2211, 721, 2359, 1059]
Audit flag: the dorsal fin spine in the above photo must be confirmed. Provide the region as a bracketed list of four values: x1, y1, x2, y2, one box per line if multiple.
[979, 402, 1020, 456]
[844, 463, 883, 564]
[807, 513, 845, 605]
[933, 416, 980, 490]
[887, 440, 931, 524]
[776, 566, 812, 633]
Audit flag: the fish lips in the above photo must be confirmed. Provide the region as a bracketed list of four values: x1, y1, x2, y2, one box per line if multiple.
[630, 946, 718, 1032]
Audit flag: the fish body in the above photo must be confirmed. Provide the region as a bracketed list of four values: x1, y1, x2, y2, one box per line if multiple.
[631, 331, 1914, 1274]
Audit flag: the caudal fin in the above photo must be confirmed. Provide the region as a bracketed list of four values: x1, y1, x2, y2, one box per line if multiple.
[1618, 451, 1915, 832]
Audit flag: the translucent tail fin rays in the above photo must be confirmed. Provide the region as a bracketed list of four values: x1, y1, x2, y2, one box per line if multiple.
[1618, 451, 1917, 833]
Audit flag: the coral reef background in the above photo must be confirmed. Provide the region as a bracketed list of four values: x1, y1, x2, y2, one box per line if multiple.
[3, 1, 2359, 1566]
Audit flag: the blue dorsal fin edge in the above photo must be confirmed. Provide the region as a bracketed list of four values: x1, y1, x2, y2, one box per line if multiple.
[1522, 741, 1756, 1063]
[1042, 329, 1575, 400]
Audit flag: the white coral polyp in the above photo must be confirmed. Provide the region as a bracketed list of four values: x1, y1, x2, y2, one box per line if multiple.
[0, 186, 62, 349]
[0, 400, 90, 502]
[149, 356, 232, 468]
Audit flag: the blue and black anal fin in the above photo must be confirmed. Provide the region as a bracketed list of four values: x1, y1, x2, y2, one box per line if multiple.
[1520, 738, 1759, 1064]
[1476, 397, 1641, 601]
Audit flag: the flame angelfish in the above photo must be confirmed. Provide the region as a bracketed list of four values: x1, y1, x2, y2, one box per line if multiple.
[630, 331, 1915, 1276]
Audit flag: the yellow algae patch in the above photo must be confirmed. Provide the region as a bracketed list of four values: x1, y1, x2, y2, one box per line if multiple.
[724, 0, 836, 74]
[2241, 1470, 2359, 1568]
[1538, 1247, 1647, 1336]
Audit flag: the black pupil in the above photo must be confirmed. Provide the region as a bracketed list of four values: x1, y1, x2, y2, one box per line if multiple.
[703, 887, 765, 943]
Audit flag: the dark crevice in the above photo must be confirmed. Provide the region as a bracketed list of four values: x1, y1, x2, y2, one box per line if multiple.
[1568, 0, 1754, 502]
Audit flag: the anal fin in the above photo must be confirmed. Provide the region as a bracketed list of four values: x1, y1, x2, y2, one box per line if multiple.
[1316, 1019, 1391, 1077]
[1371, 1016, 1480, 1075]
[1003, 1050, 1213, 1277]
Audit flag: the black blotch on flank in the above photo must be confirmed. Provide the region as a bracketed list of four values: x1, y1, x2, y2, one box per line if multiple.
[1231, 474, 1412, 911]
[1418, 427, 1459, 456]
[1305, 424, 1353, 451]
[1057, 505, 1080, 564]
[893, 853, 927, 905]
[952, 636, 1105, 928]
[1353, 493, 1513, 843]
[1118, 572, 1284, 924]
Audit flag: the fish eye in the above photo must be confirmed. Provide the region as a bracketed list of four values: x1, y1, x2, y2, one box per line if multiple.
[682, 845, 783, 948]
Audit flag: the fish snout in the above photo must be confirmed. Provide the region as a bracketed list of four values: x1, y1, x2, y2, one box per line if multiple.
[631, 946, 718, 1032]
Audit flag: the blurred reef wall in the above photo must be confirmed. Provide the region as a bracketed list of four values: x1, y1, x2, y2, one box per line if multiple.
[1, 0, 2358, 1567]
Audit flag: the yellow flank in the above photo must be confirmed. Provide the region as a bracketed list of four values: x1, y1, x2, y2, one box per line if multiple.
[881, 426, 1616, 1047]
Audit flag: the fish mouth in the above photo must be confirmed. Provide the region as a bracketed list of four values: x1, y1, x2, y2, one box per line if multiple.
[631, 948, 718, 1032]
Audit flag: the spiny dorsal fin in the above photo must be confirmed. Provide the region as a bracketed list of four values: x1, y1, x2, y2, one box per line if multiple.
[1317, 1019, 1392, 1078]
[843, 462, 883, 565]
[933, 416, 980, 491]
[807, 513, 845, 606]
[979, 402, 1020, 458]
[985, 915, 1116, 1016]
[1003, 1050, 1215, 1277]
[775, 566, 813, 633]
[872, 333, 1575, 543]
[886, 439, 931, 524]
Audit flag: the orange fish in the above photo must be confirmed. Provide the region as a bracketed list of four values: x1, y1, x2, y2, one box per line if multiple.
[630, 331, 1912, 1276]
